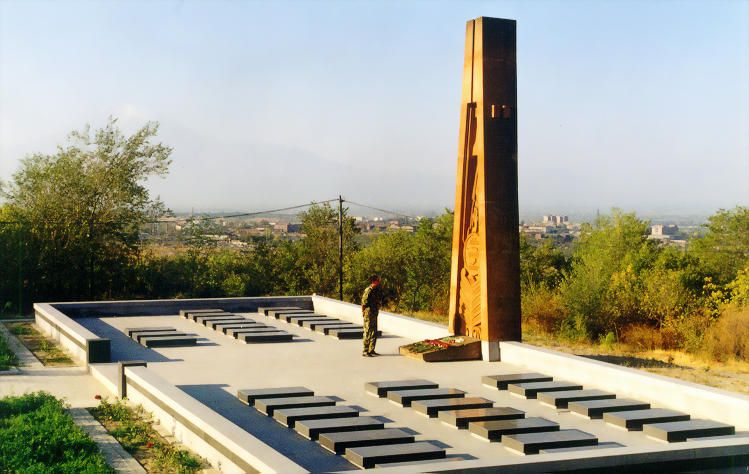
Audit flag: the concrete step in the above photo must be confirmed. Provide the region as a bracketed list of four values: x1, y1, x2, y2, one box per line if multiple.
[387, 388, 466, 407]
[569, 398, 651, 419]
[469, 417, 559, 442]
[365, 379, 439, 398]
[238, 332, 294, 343]
[537, 389, 616, 409]
[643, 419, 735, 442]
[295, 416, 384, 440]
[503, 429, 598, 455]
[438, 406, 525, 429]
[126, 327, 176, 337]
[482, 373, 553, 390]
[412, 397, 494, 418]
[345, 442, 446, 469]
[141, 335, 198, 347]
[319, 428, 415, 455]
[508, 381, 583, 399]
[237, 387, 314, 406]
[255, 395, 337, 416]
[603, 408, 690, 431]
[273, 405, 359, 428]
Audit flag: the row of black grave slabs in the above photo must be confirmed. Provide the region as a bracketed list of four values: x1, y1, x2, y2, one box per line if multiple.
[236, 373, 739, 470]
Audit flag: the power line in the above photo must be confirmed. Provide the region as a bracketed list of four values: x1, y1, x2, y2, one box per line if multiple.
[154, 199, 339, 223]
[343, 200, 416, 219]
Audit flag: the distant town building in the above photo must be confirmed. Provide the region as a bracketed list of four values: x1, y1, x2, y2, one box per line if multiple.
[543, 215, 569, 225]
[651, 224, 679, 237]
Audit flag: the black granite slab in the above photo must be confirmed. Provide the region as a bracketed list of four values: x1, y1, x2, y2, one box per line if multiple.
[204, 317, 247, 328]
[539, 442, 625, 454]
[257, 306, 301, 315]
[301, 319, 342, 329]
[603, 408, 690, 431]
[319, 428, 416, 455]
[273, 405, 359, 427]
[503, 429, 598, 454]
[141, 335, 197, 347]
[321, 324, 362, 335]
[330, 329, 364, 339]
[568, 398, 651, 419]
[295, 416, 384, 440]
[214, 322, 263, 331]
[126, 327, 176, 337]
[345, 442, 446, 469]
[180, 309, 221, 318]
[284, 313, 327, 322]
[438, 407, 525, 429]
[643, 419, 735, 442]
[507, 381, 583, 399]
[412, 397, 494, 418]
[255, 395, 337, 415]
[269, 309, 314, 318]
[237, 387, 314, 406]
[482, 373, 553, 390]
[225, 327, 280, 337]
[194, 314, 240, 324]
[365, 380, 439, 397]
[387, 388, 465, 407]
[295, 317, 331, 327]
[238, 332, 294, 343]
[537, 389, 616, 409]
[186, 311, 227, 320]
[469, 417, 559, 442]
[134, 331, 189, 343]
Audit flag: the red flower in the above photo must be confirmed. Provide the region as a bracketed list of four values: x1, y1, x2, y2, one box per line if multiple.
[94, 394, 102, 400]
[145, 441, 154, 448]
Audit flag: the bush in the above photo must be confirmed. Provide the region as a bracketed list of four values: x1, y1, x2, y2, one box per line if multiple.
[0, 331, 18, 370]
[0, 392, 112, 473]
[701, 305, 749, 362]
[521, 284, 567, 333]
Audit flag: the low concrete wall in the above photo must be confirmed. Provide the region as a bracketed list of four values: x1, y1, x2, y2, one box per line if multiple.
[124, 366, 306, 474]
[51, 295, 313, 318]
[499, 341, 749, 429]
[311, 295, 448, 340]
[34, 303, 110, 365]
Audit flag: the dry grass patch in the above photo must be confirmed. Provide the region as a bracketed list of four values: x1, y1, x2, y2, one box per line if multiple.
[4, 322, 75, 366]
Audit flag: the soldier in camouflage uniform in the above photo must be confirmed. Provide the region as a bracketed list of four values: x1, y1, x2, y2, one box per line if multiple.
[361, 275, 382, 357]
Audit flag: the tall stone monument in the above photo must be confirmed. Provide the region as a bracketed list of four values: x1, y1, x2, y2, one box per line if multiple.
[448, 17, 521, 361]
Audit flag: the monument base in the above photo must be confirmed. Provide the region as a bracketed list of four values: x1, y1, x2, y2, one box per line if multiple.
[482, 340, 501, 362]
[399, 336, 481, 362]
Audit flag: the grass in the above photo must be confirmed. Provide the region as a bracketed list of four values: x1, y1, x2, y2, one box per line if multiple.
[5, 321, 75, 366]
[0, 330, 18, 370]
[0, 392, 113, 473]
[90, 398, 206, 473]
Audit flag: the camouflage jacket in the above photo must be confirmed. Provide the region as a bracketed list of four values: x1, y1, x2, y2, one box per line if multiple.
[361, 285, 382, 313]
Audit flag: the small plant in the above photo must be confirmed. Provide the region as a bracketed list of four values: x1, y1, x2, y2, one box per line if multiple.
[0, 331, 18, 371]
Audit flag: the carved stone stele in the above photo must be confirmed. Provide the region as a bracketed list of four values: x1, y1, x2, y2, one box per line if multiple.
[448, 17, 521, 348]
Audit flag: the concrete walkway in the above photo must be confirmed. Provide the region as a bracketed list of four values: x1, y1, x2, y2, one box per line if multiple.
[69, 408, 146, 474]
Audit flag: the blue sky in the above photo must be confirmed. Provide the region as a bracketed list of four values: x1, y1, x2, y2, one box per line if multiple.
[0, 0, 747, 216]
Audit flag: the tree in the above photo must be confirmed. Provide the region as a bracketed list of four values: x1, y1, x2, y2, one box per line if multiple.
[0, 118, 171, 304]
[690, 207, 749, 284]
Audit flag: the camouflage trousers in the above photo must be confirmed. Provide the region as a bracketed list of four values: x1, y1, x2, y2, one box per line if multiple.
[363, 309, 378, 353]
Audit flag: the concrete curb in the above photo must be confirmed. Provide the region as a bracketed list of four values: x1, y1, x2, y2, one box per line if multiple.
[0, 321, 43, 369]
[68, 407, 146, 474]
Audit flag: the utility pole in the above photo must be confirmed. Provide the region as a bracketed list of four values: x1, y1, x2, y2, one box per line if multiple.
[338, 195, 344, 301]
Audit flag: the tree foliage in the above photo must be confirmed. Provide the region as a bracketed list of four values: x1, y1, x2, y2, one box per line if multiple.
[689, 206, 749, 284]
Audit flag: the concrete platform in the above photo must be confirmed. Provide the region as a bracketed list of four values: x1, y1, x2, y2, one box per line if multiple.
[365, 379, 439, 397]
[387, 388, 466, 407]
[140, 335, 197, 347]
[126, 327, 177, 337]
[274, 405, 359, 428]
[237, 332, 294, 343]
[255, 396, 337, 416]
[508, 381, 584, 399]
[237, 387, 314, 405]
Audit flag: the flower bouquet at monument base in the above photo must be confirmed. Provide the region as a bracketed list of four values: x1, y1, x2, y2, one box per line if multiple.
[399, 335, 482, 362]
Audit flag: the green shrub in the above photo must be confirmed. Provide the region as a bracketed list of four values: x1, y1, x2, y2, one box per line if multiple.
[0, 392, 112, 473]
[0, 331, 18, 371]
